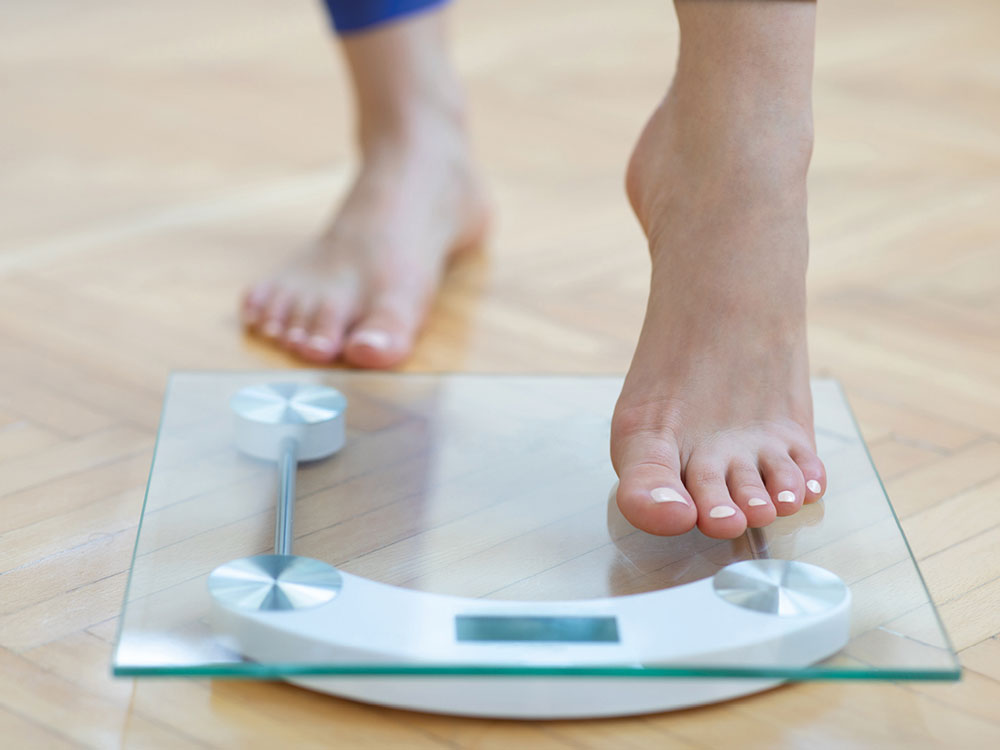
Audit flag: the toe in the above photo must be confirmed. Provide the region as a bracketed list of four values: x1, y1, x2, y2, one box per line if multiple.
[612, 431, 697, 536]
[726, 459, 776, 528]
[299, 298, 350, 363]
[759, 450, 806, 516]
[790, 445, 827, 503]
[343, 291, 425, 369]
[241, 282, 272, 327]
[684, 455, 747, 539]
[281, 296, 318, 352]
[258, 288, 294, 339]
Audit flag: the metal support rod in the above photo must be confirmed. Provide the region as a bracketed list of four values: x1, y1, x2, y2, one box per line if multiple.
[275, 437, 298, 556]
[747, 527, 770, 560]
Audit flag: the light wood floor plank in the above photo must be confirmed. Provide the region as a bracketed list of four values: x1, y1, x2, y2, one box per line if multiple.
[2, 0, 998, 746]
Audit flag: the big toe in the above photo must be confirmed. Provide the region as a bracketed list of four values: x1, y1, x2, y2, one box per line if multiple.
[343, 290, 426, 369]
[613, 431, 697, 536]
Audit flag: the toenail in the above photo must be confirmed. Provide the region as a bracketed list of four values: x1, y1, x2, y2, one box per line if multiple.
[352, 330, 392, 351]
[261, 320, 282, 338]
[747, 497, 768, 507]
[307, 335, 334, 353]
[650, 487, 688, 505]
[709, 506, 737, 519]
[777, 490, 797, 503]
[806, 480, 822, 494]
[286, 328, 306, 344]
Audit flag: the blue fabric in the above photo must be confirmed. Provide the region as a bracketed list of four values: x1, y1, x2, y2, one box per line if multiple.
[323, 0, 450, 34]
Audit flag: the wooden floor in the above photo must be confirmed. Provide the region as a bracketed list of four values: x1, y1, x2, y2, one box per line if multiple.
[2, 0, 999, 746]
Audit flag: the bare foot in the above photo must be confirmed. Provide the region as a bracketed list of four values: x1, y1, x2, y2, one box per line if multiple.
[612, 77, 825, 539]
[242, 131, 488, 367]
[241, 12, 489, 368]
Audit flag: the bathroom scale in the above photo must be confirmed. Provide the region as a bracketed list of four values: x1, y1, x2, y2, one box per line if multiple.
[113, 372, 959, 719]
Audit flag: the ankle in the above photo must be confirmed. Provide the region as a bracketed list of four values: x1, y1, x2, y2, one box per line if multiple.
[672, 67, 813, 172]
[356, 91, 469, 162]
[341, 10, 468, 162]
[673, 0, 816, 113]
[666, 0, 816, 185]
[626, 88, 812, 227]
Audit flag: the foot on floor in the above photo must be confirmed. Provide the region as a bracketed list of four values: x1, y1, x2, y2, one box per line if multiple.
[242, 126, 489, 368]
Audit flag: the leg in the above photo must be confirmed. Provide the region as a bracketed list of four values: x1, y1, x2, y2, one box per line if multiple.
[613, 0, 825, 538]
[242, 3, 489, 368]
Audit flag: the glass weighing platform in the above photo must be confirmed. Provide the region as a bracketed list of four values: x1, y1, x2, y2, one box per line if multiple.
[113, 372, 959, 719]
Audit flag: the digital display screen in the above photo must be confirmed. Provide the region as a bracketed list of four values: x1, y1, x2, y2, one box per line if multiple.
[455, 615, 620, 643]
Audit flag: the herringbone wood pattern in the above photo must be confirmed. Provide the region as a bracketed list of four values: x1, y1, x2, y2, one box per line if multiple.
[2, 0, 999, 747]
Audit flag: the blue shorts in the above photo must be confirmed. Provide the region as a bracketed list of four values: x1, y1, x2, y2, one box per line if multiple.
[323, 0, 449, 35]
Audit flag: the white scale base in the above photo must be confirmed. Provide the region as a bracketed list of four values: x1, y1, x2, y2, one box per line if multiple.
[210, 557, 850, 718]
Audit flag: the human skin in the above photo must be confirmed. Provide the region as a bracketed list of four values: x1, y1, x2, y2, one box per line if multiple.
[241, 0, 825, 538]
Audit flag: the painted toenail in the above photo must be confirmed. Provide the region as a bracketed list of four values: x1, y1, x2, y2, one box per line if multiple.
[286, 328, 306, 344]
[261, 320, 282, 338]
[709, 506, 737, 519]
[352, 330, 392, 351]
[650, 487, 688, 504]
[777, 490, 797, 503]
[747, 497, 768, 507]
[806, 480, 822, 494]
[307, 335, 334, 352]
